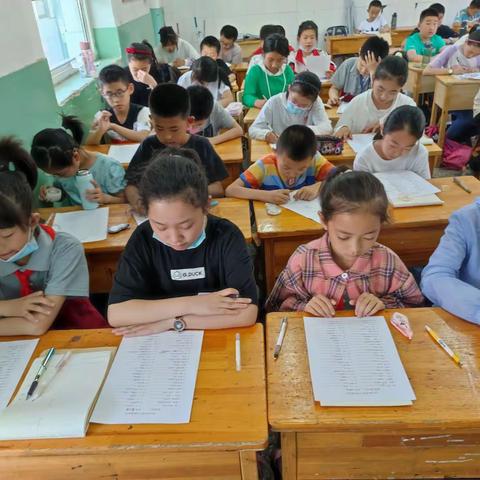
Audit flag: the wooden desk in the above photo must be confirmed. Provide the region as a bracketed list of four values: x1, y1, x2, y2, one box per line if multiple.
[405, 63, 435, 104]
[244, 107, 260, 129]
[85, 139, 244, 189]
[250, 139, 442, 174]
[37, 199, 252, 293]
[238, 38, 261, 61]
[267, 308, 480, 480]
[0, 325, 267, 480]
[231, 62, 248, 90]
[254, 176, 480, 292]
[430, 75, 480, 146]
[326, 105, 339, 126]
[391, 26, 414, 47]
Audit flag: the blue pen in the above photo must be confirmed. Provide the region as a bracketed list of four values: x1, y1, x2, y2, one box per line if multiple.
[26, 347, 56, 400]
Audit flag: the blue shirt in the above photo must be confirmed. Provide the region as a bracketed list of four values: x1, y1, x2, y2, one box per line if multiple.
[454, 8, 480, 24]
[421, 198, 480, 325]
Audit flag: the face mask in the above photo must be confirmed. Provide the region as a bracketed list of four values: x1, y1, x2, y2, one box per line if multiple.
[152, 217, 207, 250]
[0, 229, 39, 264]
[286, 100, 309, 115]
[188, 125, 204, 135]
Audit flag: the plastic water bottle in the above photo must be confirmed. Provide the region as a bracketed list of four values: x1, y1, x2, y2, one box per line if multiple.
[80, 41, 97, 78]
[391, 13, 397, 30]
[76, 170, 98, 210]
[422, 41, 434, 67]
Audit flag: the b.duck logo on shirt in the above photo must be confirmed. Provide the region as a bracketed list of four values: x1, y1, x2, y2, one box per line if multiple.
[171, 267, 206, 281]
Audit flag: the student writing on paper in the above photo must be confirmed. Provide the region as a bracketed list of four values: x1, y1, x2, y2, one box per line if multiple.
[0, 138, 105, 335]
[124, 41, 179, 108]
[249, 71, 332, 142]
[334, 56, 416, 140]
[266, 168, 423, 316]
[328, 36, 389, 106]
[186, 86, 243, 145]
[353, 106, 430, 179]
[226, 125, 334, 204]
[31, 116, 126, 206]
[356, 0, 390, 33]
[156, 26, 200, 68]
[108, 152, 258, 336]
[125, 84, 228, 213]
[85, 65, 151, 145]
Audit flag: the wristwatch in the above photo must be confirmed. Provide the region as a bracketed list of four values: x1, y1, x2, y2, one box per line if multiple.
[448, 67, 453, 75]
[173, 316, 186, 332]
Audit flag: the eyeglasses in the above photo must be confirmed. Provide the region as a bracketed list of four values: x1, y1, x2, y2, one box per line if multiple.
[101, 88, 128, 100]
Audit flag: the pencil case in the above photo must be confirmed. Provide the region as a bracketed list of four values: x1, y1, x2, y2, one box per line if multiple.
[316, 135, 344, 156]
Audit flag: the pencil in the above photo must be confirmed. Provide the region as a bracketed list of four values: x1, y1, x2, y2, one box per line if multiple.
[453, 176, 472, 194]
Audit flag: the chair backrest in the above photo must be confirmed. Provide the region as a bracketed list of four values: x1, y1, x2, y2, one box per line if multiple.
[325, 25, 349, 36]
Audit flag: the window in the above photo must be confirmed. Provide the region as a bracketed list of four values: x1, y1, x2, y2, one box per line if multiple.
[32, 0, 94, 84]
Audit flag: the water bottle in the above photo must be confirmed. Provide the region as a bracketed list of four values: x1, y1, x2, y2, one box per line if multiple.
[80, 41, 97, 78]
[422, 41, 434, 67]
[76, 170, 98, 210]
[391, 12, 397, 30]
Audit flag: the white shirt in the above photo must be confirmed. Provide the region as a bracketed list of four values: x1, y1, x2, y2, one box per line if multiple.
[353, 141, 430, 179]
[334, 89, 417, 134]
[177, 70, 230, 101]
[156, 38, 200, 65]
[358, 16, 388, 33]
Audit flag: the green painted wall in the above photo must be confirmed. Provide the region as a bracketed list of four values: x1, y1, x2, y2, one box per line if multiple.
[93, 26, 122, 59]
[118, 13, 158, 64]
[150, 7, 164, 42]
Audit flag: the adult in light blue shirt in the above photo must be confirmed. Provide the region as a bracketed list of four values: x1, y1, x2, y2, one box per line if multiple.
[421, 198, 480, 325]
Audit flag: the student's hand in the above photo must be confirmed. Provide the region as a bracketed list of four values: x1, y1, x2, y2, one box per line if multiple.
[293, 184, 319, 201]
[364, 50, 381, 76]
[39, 185, 48, 202]
[324, 69, 334, 79]
[193, 288, 252, 316]
[3, 292, 54, 323]
[112, 319, 172, 337]
[86, 179, 107, 204]
[134, 69, 158, 89]
[305, 294, 337, 317]
[254, 99, 267, 108]
[266, 189, 291, 205]
[452, 65, 470, 74]
[350, 292, 385, 317]
[362, 122, 380, 134]
[173, 58, 186, 68]
[265, 131, 279, 144]
[97, 111, 112, 133]
[328, 90, 340, 106]
[335, 126, 352, 140]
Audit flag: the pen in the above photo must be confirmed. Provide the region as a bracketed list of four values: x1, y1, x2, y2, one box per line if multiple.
[45, 213, 54, 226]
[453, 176, 472, 194]
[274, 317, 288, 360]
[235, 333, 241, 371]
[425, 325, 463, 367]
[26, 347, 56, 399]
[32, 351, 72, 400]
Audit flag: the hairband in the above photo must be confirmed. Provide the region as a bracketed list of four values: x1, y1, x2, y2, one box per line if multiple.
[125, 47, 152, 56]
[467, 38, 480, 45]
[293, 78, 320, 92]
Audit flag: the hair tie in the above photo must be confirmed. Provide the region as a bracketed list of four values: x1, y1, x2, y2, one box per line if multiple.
[341, 169, 353, 175]
[125, 47, 152, 56]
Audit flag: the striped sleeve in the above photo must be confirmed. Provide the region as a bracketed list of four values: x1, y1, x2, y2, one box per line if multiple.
[314, 154, 336, 181]
[239, 159, 266, 189]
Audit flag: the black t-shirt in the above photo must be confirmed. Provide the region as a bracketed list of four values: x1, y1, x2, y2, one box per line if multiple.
[109, 215, 258, 306]
[125, 134, 228, 186]
[107, 103, 144, 130]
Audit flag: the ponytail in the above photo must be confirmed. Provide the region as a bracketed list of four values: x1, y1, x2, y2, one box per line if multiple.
[0, 137, 38, 189]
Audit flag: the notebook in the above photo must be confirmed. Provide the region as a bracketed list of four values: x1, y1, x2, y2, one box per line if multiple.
[53, 207, 109, 243]
[0, 348, 115, 440]
[108, 144, 140, 164]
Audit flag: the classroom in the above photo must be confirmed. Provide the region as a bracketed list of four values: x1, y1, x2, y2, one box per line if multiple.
[1, 0, 480, 478]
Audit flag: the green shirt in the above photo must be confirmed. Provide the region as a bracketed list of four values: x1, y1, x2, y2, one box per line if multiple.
[243, 64, 295, 108]
[405, 32, 445, 56]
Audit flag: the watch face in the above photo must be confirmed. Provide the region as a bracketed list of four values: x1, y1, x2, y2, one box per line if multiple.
[174, 319, 185, 332]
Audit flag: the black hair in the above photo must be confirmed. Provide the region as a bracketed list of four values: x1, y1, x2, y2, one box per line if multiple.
[429, 3, 445, 14]
[201, 35, 221, 54]
[0, 137, 38, 189]
[191, 56, 230, 91]
[289, 71, 321, 102]
[419, 8, 440, 22]
[127, 40, 160, 67]
[297, 20, 318, 39]
[31, 116, 85, 171]
[187, 85, 214, 120]
[320, 166, 389, 222]
[276, 125, 317, 161]
[381, 105, 426, 140]
[263, 33, 290, 57]
[373, 55, 408, 86]
[0, 170, 33, 230]
[159, 26, 178, 47]
[98, 64, 130, 86]
[359, 36, 390, 60]
[368, 0, 384, 9]
[149, 83, 190, 118]
[259, 24, 285, 40]
[470, 0, 480, 8]
[220, 25, 238, 41]
[139, 151, 208, 211]
[467, 28, 480, 43]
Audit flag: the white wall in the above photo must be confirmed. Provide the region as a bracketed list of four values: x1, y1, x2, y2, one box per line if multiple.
[111, 0, 151, 26]
[1, 0, 44, 77]
[162, 0, 465, 49]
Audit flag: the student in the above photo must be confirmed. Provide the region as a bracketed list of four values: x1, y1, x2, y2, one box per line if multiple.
[124, 40, 179, 107]
[108, 152, 258, 335]
[405, 8, 446, 63]
[292, 20, 336, 75]
[334, 56, 416, 140]
[186, 85, 243, 145]
[410, 4, 458, 41]
[353, 106, 430, 179]
[357, 0, 390, 33]
[219, 25, 243, 64]
[266, 168, 424, 315]
[32, 116, 126, 206]
[328, 36, 390, 106]
[0, 138, 105, 335]
[178, 56, 234, 107]
[199, 36, 237, 90]
[424, 27, 480, 74]
[156, 26, 200, 67]
[243, 34, 295, 109]
[249, 71, 332, 142]
[453, 0, 480, 31]
[86, 65, 151, 145]
[125, 84, 228, 212]
[248, 25, 294, 71]
[226, 125, 334, 204]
